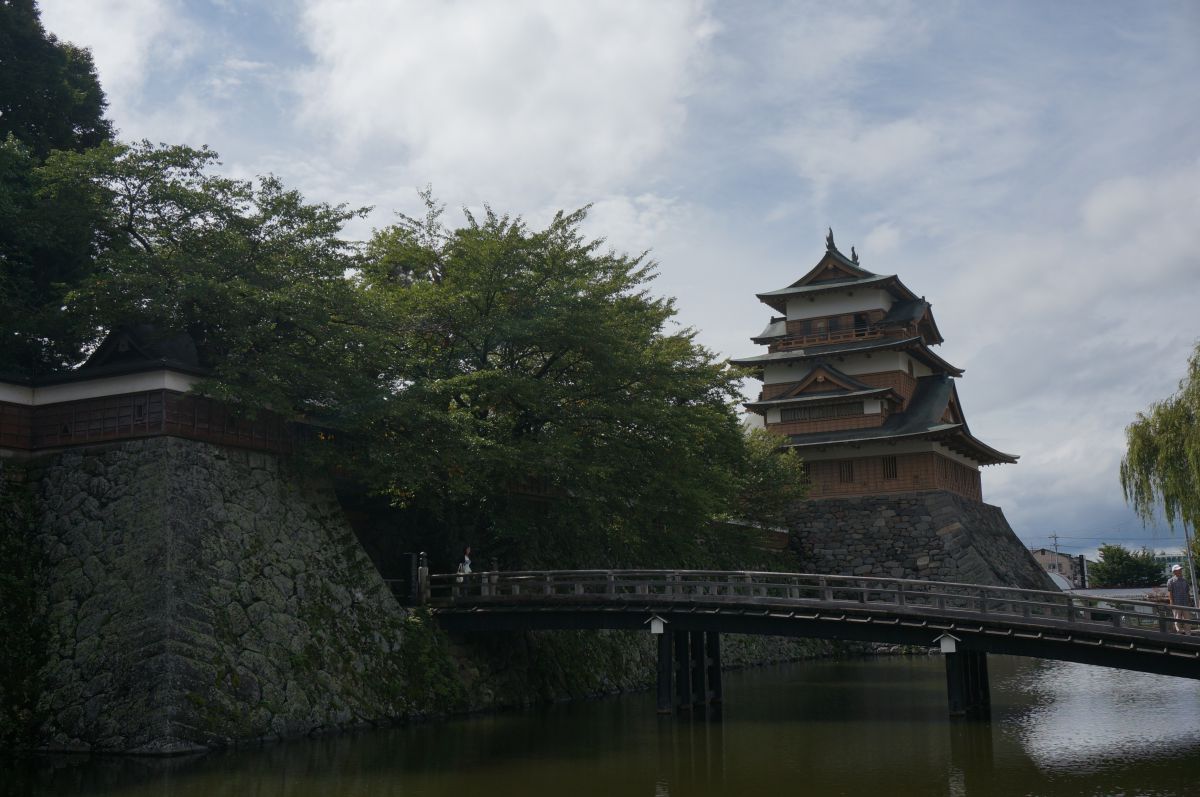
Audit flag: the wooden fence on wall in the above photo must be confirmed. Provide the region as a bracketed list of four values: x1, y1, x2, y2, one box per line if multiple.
[0, 390, 294, 455]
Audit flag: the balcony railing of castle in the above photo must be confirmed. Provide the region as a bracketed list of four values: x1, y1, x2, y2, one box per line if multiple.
[769, 324, 886, 352]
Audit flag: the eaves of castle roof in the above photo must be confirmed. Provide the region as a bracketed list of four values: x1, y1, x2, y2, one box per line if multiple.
[730, 336, 964, 377]
[778, 374, 1017, 465]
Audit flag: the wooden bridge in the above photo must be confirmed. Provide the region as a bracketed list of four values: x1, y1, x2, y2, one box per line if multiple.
[414, 569, 1200, 718]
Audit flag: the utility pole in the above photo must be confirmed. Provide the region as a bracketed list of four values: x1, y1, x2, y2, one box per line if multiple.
[1049, 532, 1061, 577]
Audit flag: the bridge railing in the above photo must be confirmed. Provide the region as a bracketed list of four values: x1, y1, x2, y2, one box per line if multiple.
[426, 570, 1200, 638]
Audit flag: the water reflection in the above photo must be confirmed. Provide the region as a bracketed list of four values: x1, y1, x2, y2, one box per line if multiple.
[5, 656, 1200, 796]
[1009, 659, 1200, 771]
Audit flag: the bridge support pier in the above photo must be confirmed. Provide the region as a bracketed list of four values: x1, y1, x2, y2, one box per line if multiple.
[705, 629, 723, 705]
[658, 630, 722, 713]
[944, 650, 990, 719]
[657, 633, 674, 713]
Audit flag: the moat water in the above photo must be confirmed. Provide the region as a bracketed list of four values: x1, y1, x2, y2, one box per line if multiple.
[6, 655, 1200, 796]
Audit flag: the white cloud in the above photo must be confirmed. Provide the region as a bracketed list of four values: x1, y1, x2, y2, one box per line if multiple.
[863, 221, 901, 255]
[27, 0, 1200, 549]
[294, 0, 715, 204]
[39, 0, 191, 133]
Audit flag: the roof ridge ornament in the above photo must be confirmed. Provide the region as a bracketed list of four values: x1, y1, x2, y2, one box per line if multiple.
[825, 227, 836, 251]
[851, 246, 859, 264]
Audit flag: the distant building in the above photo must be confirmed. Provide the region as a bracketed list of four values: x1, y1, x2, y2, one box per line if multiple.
[1150, 548, 1188, 577]
[1030, 548, 1092, 588]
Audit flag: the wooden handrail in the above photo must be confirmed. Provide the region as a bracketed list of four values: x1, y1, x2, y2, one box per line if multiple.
[771, 325, 886, 350]
[426, 569, 1200, 639]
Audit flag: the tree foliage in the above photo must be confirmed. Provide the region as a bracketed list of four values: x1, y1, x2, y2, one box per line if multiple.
[1088, 543, 1165, 589]
[1120, 342, 1200, 535]
[0, 0, 112, 159]
[44, 141, 375, 414]
[13, 142, 808, 568]
[0, 1, 114, 375]
[352, 194, 808, 567]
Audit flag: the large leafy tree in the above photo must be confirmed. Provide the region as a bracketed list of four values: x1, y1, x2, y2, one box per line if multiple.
[0, 0, 112, 159]
[1088, 543, 1165, 589]
[1120, 343, 1200, 536]
[24, 143, 806, 568]
[0, 136, 107, 374]
[50, 141, 376, 414]
[354, 195, 807, 567]
[0, 0, 114, 375]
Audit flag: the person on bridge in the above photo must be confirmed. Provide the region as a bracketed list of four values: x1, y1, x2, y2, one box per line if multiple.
[458, 545, 472, 576]
[1168, 565, 1192, 633]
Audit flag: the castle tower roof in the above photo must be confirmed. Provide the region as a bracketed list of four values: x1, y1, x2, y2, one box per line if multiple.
[738, 231, 1015, 501]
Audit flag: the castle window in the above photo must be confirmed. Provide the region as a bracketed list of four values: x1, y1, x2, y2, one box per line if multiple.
[838, 461, 855, 483]
[882, 455, 898, 480]
[781, 402, 864, 422]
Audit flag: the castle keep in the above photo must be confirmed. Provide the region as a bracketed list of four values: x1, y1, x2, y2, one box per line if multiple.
[736, 233, 1051, 589]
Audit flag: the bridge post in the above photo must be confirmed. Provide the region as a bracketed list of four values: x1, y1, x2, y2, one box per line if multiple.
[945, 650, 990, 719]
[656, 632, 673, 714]
[673, 631, 693, 711]
[705, 631, 723, 704]
[690, 631, 708, 706]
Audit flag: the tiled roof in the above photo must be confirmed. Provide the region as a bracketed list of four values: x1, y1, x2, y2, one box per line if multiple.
[731, 336, 964, 377]
[778, 374, 1017, 465]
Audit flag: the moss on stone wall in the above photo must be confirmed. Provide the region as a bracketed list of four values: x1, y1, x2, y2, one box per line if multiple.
[0, 461, 47, 747]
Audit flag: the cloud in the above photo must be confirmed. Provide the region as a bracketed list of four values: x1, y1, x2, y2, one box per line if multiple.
[29, 0, 1200, 553]
[39, 0, 191, 133]
[294, 0, 716, 204]
[863, 221, 901, 255]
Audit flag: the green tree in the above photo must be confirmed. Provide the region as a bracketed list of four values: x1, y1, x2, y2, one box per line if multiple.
[0, 135, 108, 374]
[0, 1, 114, 375]
[0, 0, 112, 159]
[354, 195, 807, 567]
[1121, 342, 1200, 544]
[39, 157, 806, 569]
[1088, 543, 1165, 588]
[52, 141, 376, 415]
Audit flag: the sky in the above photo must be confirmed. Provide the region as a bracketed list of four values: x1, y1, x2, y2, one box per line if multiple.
[38, 0, 1200, 558]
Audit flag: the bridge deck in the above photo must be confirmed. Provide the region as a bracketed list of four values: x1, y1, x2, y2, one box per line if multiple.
[422, 570, 1200, 680]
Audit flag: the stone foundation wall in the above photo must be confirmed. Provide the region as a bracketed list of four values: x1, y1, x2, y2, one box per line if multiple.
[33, 437, 411, 753]
[23, 437, 827, 753]
[786, 490, 1055, 590]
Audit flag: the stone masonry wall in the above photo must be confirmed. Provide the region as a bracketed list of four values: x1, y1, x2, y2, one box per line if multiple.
[26, 436, 827, 754]
[786, 490, 1056, 590]
[33, 437, 410, 753]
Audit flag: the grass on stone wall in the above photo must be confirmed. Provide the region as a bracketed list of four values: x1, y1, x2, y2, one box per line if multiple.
[398, 609, 467, 715]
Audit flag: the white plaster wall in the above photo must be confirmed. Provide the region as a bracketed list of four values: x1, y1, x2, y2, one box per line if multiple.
[759, 351, 935, 384]
[785, 289, 892, 321]
[907, 354, 933, 377]
[836, 351, 905, 375]
[0, 383, 34, 404]
[0, 370, 199, 406]
[762, 362, 808, 384]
